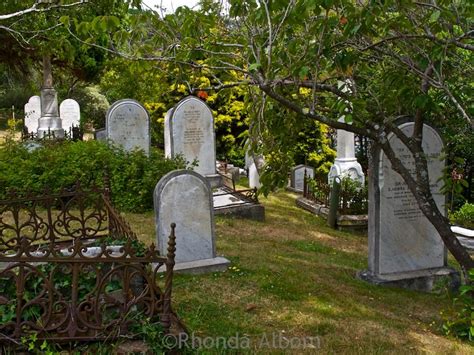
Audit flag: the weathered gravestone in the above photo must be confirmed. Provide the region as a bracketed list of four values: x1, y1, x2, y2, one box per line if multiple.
[154, 170, 230, 273]
[359, 120, 459, 292]
[168, 96, 217, 179]
[59, 99, 80, 134]
[24, 96, 41, 134]
[106, 99, 150, 155]
[290, 165, 315, 192]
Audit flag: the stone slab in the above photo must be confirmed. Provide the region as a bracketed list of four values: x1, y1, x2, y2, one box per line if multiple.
[296, 197, 366, 231]
[451, 226, 474, 238]
[357, 267, 460, 293]
[457, 237, 474, 251]
[169, 257, 230, 274]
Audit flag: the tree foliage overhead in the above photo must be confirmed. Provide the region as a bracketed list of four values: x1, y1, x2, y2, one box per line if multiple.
[1, 0, 473, 270]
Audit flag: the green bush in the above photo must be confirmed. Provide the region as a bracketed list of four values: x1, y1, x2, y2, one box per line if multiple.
[0, 140, 185, 212]
[442, 270, 474, 342]
[450, 203, 474, 229]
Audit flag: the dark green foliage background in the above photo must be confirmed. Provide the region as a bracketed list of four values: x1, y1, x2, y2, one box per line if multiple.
[0, 140, 185, 211]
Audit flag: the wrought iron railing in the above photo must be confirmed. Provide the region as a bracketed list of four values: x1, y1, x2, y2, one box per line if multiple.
[22, 126, 83, 141]
[303, 174, 368, 215]
[0, 185, 176, 343]
[217, 172, 258, 204]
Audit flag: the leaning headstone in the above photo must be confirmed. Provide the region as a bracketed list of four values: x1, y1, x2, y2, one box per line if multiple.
[154, 170, 230, 273]
[290, 165, 315, 192]
[24, 96, 41, 134]
[359, 121, 459, 292]
[168, 96, 216, 176]
[106, 99, 150, 155]
[59, 99, 80, 134]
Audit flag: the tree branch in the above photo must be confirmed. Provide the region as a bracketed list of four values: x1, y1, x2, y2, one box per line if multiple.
[0, 1, 89, 21]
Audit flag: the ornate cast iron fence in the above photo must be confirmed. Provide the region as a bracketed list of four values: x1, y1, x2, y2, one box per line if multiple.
[0, 185, 176, 343]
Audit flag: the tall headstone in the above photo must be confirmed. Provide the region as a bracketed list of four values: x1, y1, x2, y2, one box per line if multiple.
[168, 96, 216, 176]
[359, 121, 458, 291]
[328, 80, 364, 185]
[154, 170, 230, 273]
[290, 165, 315, 192]
[106, 99, 150, 155]
[37, 56, 64, 138]
[59, 99, 80, 134]
[24, 96, 41, 134]
[164, 108, 172, 158]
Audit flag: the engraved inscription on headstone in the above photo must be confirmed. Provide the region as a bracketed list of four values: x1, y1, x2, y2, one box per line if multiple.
[106, 99, 150, 155]
[368, 122, 446, 276]
[154, 170, 230, 272]
[170, 96, 215, 176]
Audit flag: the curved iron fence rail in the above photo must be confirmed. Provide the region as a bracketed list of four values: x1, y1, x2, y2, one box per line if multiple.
[0, 185, 176, 343]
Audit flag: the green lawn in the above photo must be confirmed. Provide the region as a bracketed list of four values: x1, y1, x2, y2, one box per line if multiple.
[123, 190, 473, 354]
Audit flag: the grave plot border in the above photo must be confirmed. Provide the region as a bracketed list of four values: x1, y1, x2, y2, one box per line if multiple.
[0, 184, 176, 344]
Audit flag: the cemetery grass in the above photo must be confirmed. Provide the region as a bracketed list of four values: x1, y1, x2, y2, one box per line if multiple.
[124, 191, 473, 354]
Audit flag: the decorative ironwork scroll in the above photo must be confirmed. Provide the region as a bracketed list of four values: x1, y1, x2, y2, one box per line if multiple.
[0, 185, 176, 343]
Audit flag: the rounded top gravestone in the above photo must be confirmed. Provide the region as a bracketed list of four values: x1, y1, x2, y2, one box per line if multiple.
[24, 96, 41, 134]
[106, 99, 150, 155]
[59, 99, 80, 134]
[154, 170, 216, 263]
[169, 96, 216, 176]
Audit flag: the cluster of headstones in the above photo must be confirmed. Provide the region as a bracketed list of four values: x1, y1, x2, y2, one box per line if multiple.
[100, 96, 229, 273]
[24, 96, 80, 135]
[25, 91, 456, 286]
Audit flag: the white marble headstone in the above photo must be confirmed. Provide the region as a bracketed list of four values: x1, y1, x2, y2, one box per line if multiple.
[169, 96, 215, 176]
[154, 170, 216, 263]
[106, 99, 150, 155]
[291, 165, 315, 192]
[60, 99, 80, 134]
[368, 122, 446, 276]
[24, 96, 41, 134]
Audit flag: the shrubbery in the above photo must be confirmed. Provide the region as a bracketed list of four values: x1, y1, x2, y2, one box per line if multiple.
[442, 270, 474, 341]
[450, 202, 474, 229]
[0, 140, 185, 211]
